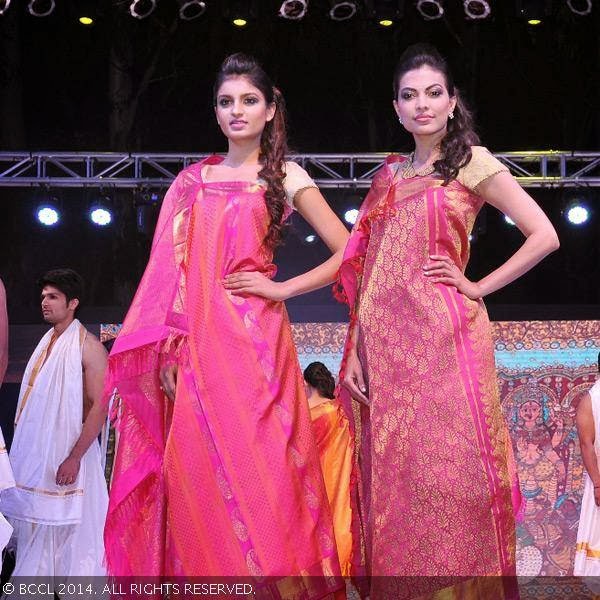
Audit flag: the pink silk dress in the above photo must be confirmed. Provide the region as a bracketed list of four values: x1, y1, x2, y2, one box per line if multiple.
[335, 147, 521, 598]
[104, 156, 341, 596]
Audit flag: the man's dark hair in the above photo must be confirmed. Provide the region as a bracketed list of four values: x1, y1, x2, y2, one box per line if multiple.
[38, 269, 84, 309]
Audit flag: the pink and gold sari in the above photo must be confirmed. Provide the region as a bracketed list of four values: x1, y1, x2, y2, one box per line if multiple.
[104, 157, 340, 595]
[335, 153, 521, 597]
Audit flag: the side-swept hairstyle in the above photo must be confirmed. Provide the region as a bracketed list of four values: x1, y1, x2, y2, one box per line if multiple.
[38, 268, 84, 314]
[214, 53, 288, 249]
[393, 43, 480, 185]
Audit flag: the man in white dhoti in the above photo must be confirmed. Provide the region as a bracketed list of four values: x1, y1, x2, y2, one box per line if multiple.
[0, 278, 16, 560]
[574, 352, 600, 576]
[0, 269, 108, 576]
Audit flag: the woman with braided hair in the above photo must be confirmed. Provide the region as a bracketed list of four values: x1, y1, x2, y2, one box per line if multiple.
[304, 362, 353, 578]
[104, 53, 349, 591]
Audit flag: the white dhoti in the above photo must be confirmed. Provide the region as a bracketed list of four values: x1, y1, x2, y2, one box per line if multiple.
[0, 426, 15, 558]
[0, 319, 108, 576]
[574, 379, 600, 579]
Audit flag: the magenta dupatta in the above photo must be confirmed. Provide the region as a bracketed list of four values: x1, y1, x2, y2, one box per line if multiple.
[104, 158, 341, 594]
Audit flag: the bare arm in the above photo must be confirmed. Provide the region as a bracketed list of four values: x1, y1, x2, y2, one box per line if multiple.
[223, 188, 349, 300]
[576, 392, 600, 506]
[425, 172, 560, 299]
[56, 334, 108, 486]
[0, 280, 7, 385]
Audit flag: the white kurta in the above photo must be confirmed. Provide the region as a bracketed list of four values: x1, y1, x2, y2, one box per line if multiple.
[574, 378, 600, 576]
[0, 319, 108, 576]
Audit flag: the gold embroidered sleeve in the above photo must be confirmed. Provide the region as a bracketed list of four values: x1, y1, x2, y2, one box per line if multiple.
[284, 161, 318, 209]
[458, 146, 509, 193]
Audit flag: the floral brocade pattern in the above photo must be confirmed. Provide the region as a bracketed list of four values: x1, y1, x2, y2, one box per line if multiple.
[357, 172, 517, 579]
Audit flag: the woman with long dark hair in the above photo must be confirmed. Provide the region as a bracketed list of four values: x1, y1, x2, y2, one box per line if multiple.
[303, 362, 353, 578]
[336, 43, 559, 595]
[104, 53, 349, 593]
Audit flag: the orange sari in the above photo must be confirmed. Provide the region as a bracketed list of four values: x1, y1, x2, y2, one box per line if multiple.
[310, 399, 353, 577]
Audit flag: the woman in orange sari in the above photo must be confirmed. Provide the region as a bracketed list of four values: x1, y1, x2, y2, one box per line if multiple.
[336, 44, 560, 598]
[104, 53, 349, 596]
[304, 362, 352, 578]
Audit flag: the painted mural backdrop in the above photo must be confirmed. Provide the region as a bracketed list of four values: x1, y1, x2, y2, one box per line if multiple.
[102, 320, 600, 576]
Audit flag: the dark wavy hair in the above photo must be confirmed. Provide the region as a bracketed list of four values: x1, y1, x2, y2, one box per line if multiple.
[393, 43, 480, 185]
[303, 361, 336, 400]
[214, 53, 288, 249]
[38, 268, 84, 315]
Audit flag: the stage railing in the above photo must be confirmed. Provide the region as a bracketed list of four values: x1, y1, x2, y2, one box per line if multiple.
[1, 150, 599, 188]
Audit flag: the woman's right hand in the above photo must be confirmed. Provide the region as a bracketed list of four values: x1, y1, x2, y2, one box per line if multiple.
[342, 350, 369, 405]
[159, 363, 178, 401]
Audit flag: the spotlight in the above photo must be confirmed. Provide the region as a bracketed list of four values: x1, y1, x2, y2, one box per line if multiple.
[229, 0, 254, 26]
[517, 0, 548, 25]
[463, 0, 491, 19]
[89, 201, 113, 226]
[75, 0, 99, 25]
[178, 0, 206, 20]
[329, 1, 358, 21]
[37, 205, 60, 227]
[565, 201, 590, 225]
[504, 215, 516, 226]
[371, 0, 403, 27]
[567, 0, 592, 16]
[27, 0, 55, 17]
[129, 0, 157, 20]
[279, 0, 307, 20]
[416, 0, 444, 20]
[344, 208, 359, 225]
[304, 234, 317, 243]
[0, 0, 12, 16]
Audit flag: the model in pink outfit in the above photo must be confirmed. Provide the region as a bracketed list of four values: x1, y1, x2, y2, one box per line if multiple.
[104, 54, 349, 597]
[336, 44, 559, 598]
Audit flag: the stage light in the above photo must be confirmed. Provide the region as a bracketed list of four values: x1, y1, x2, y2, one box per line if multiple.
[129, 0, 157, 20]
[304, 234, 317, 243]
[0, 0, 12, 16]
[79, 16, 93, 25]
[329, 1, 358, 21]
[567, 0, 592, 16]
[565, 202, 590, 225]
[28, 0, 55, 17]
[37, 205, 60, 227]
[371, 0, 403, 27]
[517, 0, 548, 25]
[416, 0, 444, 20]
[344, 208, 359, 225]
[89, 205, 112, 226]
[279, 0, 307, 20]
[463, 0, 491, 19]
[504, 215, 516, 226]
[178, 0, 206, 21]
[229, 0, 255, 26]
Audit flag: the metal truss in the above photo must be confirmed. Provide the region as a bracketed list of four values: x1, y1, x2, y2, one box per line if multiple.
[0, 150, 599, 189]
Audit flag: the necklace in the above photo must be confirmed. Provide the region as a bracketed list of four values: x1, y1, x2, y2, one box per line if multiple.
[400, 149, 439, 179]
